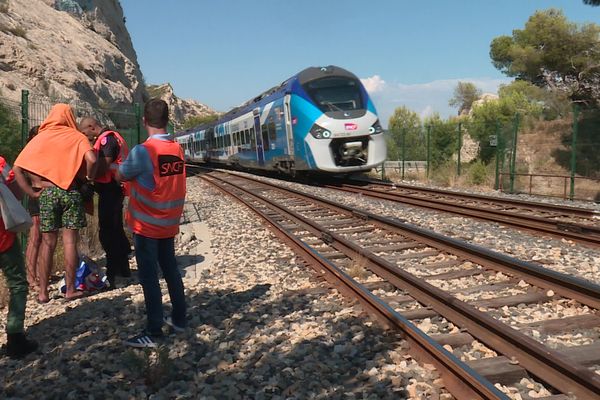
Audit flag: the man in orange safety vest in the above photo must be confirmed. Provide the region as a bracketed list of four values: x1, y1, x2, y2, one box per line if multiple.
[116, 99, 187, 348]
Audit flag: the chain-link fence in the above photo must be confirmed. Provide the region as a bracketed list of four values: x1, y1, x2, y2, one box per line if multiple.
[381, 105, 600, 202]
[23, 90, 144, 150]
[0, 90, 145, 164]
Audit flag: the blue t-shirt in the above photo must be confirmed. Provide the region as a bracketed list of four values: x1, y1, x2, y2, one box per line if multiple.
[119, 134, 173, 191]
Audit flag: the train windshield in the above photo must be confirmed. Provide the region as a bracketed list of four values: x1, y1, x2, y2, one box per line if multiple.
[303, 77, 364, 112]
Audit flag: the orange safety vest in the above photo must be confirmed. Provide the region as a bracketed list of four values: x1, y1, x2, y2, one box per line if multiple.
[125, 138, 186, 239]
[93, 130, 129, 183]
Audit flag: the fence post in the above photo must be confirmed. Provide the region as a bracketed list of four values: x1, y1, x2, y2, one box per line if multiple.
[20, 90, 29, 148]
[426, 124, 431, 180]
[509, 113, 520, 194]
[134, 102, 141, 145]
[401, 128, 406, 180]
[457, 121, 462, 176]
[569, 104, 579, 201]
[494, 121, 500, 190]
[19, 89, 29, 253]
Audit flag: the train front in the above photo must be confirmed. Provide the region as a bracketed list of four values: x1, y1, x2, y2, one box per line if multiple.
[291, 66, 386, 173]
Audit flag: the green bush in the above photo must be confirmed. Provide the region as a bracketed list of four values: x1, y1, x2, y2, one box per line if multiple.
[0, 99, 22, 163]
[468, 160, 489, 185]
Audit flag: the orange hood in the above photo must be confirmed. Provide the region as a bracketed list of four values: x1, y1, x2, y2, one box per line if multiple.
[14, 104, 92, 190]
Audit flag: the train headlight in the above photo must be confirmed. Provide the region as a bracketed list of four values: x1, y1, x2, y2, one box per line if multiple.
[310, 123, 332, 139]
[369, 120, 384, 135]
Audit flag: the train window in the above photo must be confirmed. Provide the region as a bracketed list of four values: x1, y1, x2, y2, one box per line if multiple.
[268, 119, 276, 141]
[249, 129, 256, 150]
[262, 128, 269, 150]
[303, 77, 364, 112]
[245, 129, 250, 145]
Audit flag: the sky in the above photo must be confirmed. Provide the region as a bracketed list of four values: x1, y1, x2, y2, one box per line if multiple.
[120, 0, 597, 126]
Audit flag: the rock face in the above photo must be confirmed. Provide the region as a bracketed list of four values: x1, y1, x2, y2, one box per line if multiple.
[0, 0, 144, 107]
[147, 83, 218, 129]
[470, 93, 500, 111]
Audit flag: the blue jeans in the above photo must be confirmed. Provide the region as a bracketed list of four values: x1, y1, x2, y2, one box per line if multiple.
[134, 234, 186, 335]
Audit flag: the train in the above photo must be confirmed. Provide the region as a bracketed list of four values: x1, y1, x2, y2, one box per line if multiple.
[175, 65, 386, 175]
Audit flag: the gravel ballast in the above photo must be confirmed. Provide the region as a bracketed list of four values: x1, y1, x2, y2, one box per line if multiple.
[0, 176, 451, 399]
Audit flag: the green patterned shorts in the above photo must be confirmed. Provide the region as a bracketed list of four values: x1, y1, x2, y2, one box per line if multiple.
[39, 186, 86, 232]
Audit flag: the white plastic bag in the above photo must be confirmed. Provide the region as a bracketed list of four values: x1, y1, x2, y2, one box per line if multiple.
[0, 183, 33, 233]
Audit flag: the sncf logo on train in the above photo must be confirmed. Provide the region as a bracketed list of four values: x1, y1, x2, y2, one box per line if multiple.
[345, 123, 358, 131]
[158, 155, 184, 177]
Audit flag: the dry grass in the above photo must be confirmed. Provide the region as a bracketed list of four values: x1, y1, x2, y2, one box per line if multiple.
[347, 255, 370, 280]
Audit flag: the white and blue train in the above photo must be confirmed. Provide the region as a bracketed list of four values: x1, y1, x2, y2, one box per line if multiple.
[175, 65, 386, 174]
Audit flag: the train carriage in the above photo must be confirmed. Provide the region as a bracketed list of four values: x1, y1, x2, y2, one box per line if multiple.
[176, 65, 386, 174]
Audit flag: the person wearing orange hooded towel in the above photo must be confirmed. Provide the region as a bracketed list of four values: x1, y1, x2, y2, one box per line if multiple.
[13, 104, 97, 303]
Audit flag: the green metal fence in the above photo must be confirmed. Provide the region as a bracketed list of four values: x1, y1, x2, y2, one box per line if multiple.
[20, 90, 145, 150]
[382, 106, 600, 202]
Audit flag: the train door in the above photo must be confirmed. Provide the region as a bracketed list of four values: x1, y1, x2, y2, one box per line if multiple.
[253, 110, 265, 166]
[283, 94, 295, 157]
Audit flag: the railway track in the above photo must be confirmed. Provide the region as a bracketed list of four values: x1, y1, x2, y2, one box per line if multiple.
[317, 179, 600, 248]
[194, 168, 600, 400]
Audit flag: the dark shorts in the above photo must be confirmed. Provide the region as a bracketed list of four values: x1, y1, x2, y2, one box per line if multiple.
[39, 187, 86, 232]
[27, 188, 41, 216]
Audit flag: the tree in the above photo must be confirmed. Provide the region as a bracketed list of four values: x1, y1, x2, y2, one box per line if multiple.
[182, 114, 219, 130]
[467, 87, 543, 162]
[498, 80, 570, 119]
[449, 82, 482, 115]
[583, 0, 600, 6]
[490, 9, 600, 106]
[423, 113, 458, 168]
[387, 106, 424, 160]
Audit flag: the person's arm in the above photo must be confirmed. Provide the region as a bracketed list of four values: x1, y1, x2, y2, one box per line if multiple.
[96, 136, 119, 177]
[84, 149, 98, 181]
[117, 145, 146, 182]
[13, 166, 38, 199]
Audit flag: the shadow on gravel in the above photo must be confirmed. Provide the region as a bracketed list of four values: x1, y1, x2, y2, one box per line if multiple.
[176, 254, 205, 271]
[1, 284, 409, 398]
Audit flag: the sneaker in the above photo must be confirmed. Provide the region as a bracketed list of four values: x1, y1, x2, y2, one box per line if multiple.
[164, 316, 185, 333]
[123, 333, 162, 348]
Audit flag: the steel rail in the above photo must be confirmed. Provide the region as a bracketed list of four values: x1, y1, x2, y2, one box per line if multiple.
[201, 173, 509, 400]
[320, 183, 600, 247]
[218, 170, 600, 310]
[202, 171, 600, 399]
[349, 179, 599, 217]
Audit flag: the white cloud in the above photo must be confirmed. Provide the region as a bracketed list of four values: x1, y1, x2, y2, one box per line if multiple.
[360, 75, 386, 93]
[362, 76, 512, 127]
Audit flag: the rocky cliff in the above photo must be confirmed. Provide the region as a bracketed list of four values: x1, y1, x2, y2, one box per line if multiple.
[147, 83, 218, 129]
[0, 0, 218, 127]
[0, 0, 147, 107]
